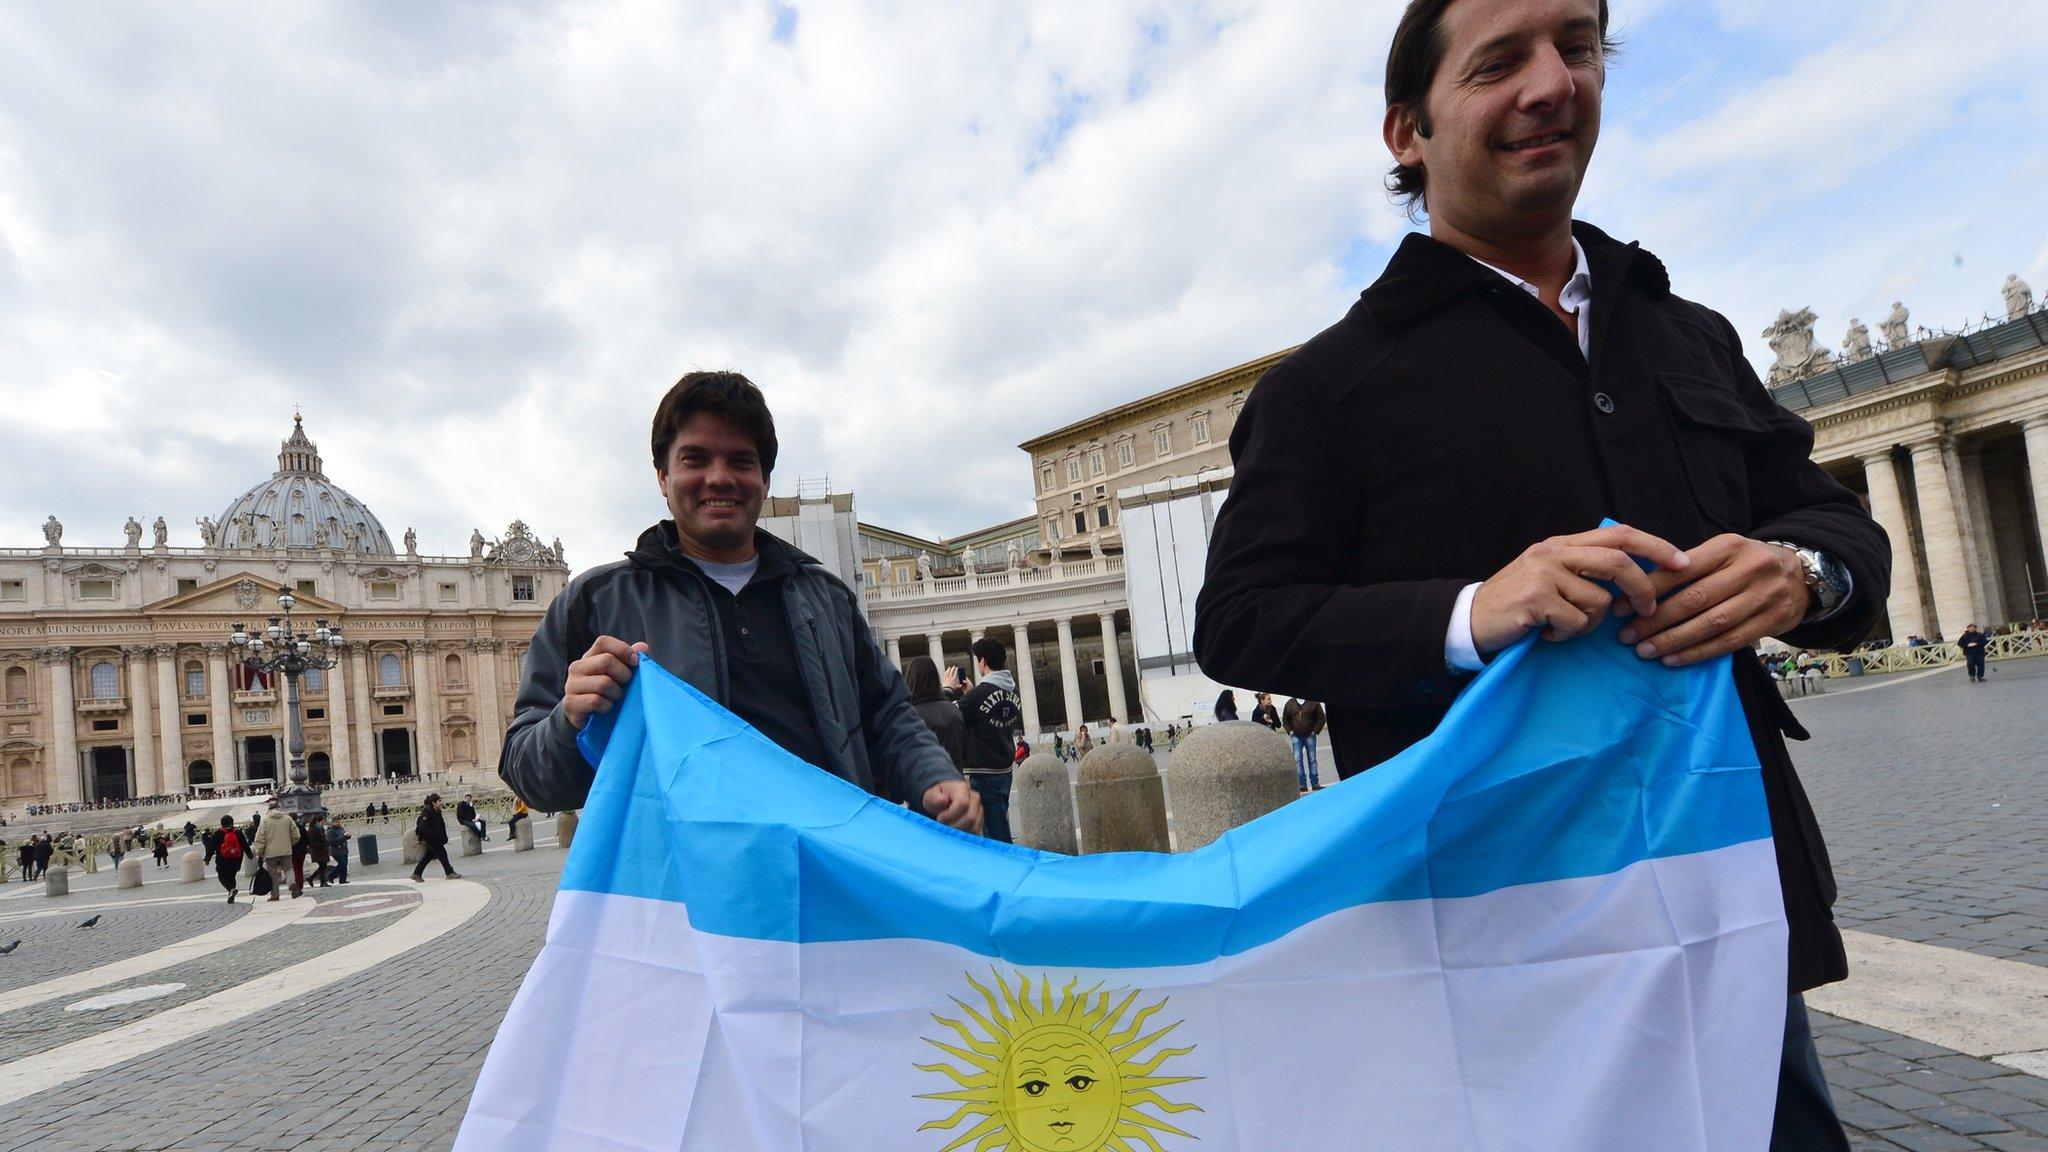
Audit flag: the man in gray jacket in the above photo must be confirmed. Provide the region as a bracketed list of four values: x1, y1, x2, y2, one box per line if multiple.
[500, 371, 981, 833]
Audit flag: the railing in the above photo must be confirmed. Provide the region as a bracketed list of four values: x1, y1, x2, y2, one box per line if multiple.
[232, 688, 276, 706]
[864, 557, 1125, 603]
[76, 696, 127, 714]
[1798, 629, 2047, 678]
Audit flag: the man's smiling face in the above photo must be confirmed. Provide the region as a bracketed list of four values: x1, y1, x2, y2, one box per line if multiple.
[657, 412, 767, 563]
[1390, 0, 1606, 239]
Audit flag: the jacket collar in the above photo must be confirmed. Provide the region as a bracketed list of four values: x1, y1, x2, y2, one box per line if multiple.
[1358, 220, 1669, 330]
[627, 520, 818, 585]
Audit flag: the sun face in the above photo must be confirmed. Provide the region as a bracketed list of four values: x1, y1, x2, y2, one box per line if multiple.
[917, 969, 1201, 1152]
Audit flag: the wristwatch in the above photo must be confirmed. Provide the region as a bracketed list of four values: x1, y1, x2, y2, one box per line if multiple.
[1765, 541, 1850, 620]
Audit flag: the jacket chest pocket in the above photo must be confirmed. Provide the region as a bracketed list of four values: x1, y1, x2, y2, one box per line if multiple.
[1657, 371, 1764, 534]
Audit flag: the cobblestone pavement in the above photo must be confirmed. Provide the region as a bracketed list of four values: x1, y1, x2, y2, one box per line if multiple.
[0, 660, 2040, 1150]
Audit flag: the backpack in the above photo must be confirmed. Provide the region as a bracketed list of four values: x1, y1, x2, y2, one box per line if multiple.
[217, 828, 243, 863]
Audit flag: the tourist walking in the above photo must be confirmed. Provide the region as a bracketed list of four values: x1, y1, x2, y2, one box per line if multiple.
[904, 657, 966, 771]
[153, 833, 171, 868]
[410, 793, 460, 882]
[213, 815, 246, 903]
[34, 833, 51, 879]
[325, 817, 351, 884]
[15, 838, 31, 883]
[1958, 623, 1989, 682]
[1282, 697, 1327, 792]
[251, 798, 299, 901]
[305, 815, 332, 887]
[952, 637, 1023, 844]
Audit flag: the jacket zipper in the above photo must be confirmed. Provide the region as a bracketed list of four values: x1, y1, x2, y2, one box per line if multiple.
[802, 611, 853, 756]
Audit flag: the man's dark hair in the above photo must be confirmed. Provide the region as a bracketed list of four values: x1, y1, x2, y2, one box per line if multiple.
[650, 371, 779, 476]
[1384, 0, 1615, 217]
[969, 636, 1008, 671]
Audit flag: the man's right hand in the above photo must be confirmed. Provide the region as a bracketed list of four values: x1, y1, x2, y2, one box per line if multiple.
[563, 636, 650, 731]
[1469, 524, 1691, 655]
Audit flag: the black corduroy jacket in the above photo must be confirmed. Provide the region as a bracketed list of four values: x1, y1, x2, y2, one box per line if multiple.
[1194, 223, 1891, 993]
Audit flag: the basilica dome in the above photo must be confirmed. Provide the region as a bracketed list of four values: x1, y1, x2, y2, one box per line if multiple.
[213, 416, 396, 555]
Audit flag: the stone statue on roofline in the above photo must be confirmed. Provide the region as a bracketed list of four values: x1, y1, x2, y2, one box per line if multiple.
[404, 527, 418, 556]
[2005, 274, 2035, 320]
[1840, 318, 1873, 364]
[152, 516, 168, 548]
[42, 515, 62, 547]
[196, 516, 217, 548]
[916, 550, 935, 582]
[470, 529, 487, 559]
[124, 517, 143, 549]
[1762, 308, 1832, 385]
[1880, 301, 1911, 349]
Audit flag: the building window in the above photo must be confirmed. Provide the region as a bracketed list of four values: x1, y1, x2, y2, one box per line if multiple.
[296, 579, 316, 596]
[91, 718, 117, 732]
[1116, 440, 1134, 469]
[382, 703, 405, 716]
[305, 667, 325, 692]
[4, 665, 26, 703]
[80, 579, 114, 599]
[1, 580, 25, 602]
[378, 653, 402, 687]
[186, 713, 206, 727]
[1097, 505, 1112, 528]
[369, 581, 399, 600]
[1094, 484, 1106, 498]
[512, 575, 536, 602]
[895, 568, 908, 584]
[1073, 511, 1087, 535]
[307, 707, 325, 720]
[1191, 414, 1211, 444]
[1065, 458, 1081, 484]
[89, 661, 119, 699]
[1039, 464, 1054, 492]
[1153, 427, 1172, 457]
[1089, 449, 1105, 476]
[443, 652, 465, 686]
[439, 582, 459, 603]
[184, 661, 205, 697]
[175, 578, 199, 595]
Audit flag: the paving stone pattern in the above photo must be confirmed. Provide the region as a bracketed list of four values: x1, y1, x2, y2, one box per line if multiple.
[0, 899, 245, 995]
[1789, 658, 2048, 966]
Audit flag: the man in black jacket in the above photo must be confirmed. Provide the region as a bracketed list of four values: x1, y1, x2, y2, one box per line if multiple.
[1193, 2, 1887, 1147]
[501, 371, 980, 835]
[948, 637, 1023, 843]
[411, 794, 459, 882]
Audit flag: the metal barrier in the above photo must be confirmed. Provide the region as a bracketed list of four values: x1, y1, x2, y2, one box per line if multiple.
[1801, 629, 2047, 678]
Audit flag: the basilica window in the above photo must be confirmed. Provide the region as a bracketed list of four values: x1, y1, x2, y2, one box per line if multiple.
[512, 575, 536, 602]
[1039, 464, 1054, 492]
[369, 581, 399, 601]
[8, 757, 33, 797]
[296, 579, 316, 597]
[89, 661, 119, 700]
[1073, 511, 1087, 535]
[79, 579, 114, 600]
[4, 665, 27, 704]
[1065, 458, 1081, 484]
[1089, 449, 1105, 476]
[1097, 505, 1112, 528]
[1153, 426, 1172, 457]
[305, 667, 325, 692]
[378, 653, 403, 687]
[184, 661, 205, 698]
[1190, 413, 1211, 445]
[1116, 440, 1134, 469]
[439, 582, 459, 603]
[444, 652, 465, 686]
[175, 578, 199, 596]
[0, 579, 23, 602]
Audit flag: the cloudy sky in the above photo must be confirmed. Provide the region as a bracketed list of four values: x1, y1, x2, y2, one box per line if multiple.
[3, 0, 2044, 567]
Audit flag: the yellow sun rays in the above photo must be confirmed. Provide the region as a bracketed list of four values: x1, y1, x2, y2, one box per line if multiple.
[916, 969, 1203, 1152]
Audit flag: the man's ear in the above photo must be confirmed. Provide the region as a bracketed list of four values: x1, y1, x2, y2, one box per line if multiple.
[1384, 102, 1427, 169]
[653, 463, 668, 499]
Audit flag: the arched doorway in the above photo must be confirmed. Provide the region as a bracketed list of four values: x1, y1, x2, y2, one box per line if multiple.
[308, 752, 331, 786]
[187, 759, 214, 786]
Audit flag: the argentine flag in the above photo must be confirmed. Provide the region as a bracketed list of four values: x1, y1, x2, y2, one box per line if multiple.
[456, 620, 1787, 1151]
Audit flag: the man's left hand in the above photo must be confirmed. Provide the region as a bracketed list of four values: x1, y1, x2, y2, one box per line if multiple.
[923, 779, 983, 834]
[1615, 534, 1811, 666]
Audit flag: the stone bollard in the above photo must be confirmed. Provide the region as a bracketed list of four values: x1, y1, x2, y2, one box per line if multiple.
[459, 827, 483, 857]
[401, 829, 421, 866]
[513, 820, 535, 852]
[557, 810, 579, 850]
[1168, 721, 1300, 852]
[180, 849, 205, 883]
[116, 858, 144, 889]
[45, 865, 69, 897]
[1012, 754, 1079, 855]
[1075, 744, 1169, 854]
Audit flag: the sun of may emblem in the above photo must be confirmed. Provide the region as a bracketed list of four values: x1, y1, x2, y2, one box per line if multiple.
[916, 969, 1202, 1152]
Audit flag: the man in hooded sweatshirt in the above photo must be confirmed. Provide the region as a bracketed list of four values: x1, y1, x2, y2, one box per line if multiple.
[949, 636, 1024, 843]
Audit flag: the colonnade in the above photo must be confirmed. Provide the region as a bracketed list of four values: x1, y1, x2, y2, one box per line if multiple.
[881, 611, 1134, 737]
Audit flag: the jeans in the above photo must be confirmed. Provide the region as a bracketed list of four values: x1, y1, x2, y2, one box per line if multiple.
[1771, 994, 1851, 1150]
[970, 773, 1013, 844]
[329, 852, 348, 883]
[1291, 735, 1321, 788]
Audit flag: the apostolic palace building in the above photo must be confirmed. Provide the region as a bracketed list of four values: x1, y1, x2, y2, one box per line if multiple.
[5, 278, 2042, 811]
[0, 417, 568, 809]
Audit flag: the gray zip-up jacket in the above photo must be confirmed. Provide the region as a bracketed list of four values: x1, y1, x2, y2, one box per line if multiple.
[500, 523, 962, 813]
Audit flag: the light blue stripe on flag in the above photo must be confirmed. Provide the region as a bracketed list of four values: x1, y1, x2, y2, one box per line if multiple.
[561, 615, 1769, 970]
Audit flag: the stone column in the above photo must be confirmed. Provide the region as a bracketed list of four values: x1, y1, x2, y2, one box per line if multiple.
[1055, 617, 1084, 729]
[474, 639, 504, 773]
[1908, 438, 1978, 640]
[969, 627, 985, 645]
[42, 649, 79, 805]
[1011, 623, 1042, 737]
[925, 632, 946, 670]
[2024, 417, 2048, 592]
[205, 644, 235, 782]
[884, 635, 902, 669]
[1947, 439, 2001, 625]
[1097, 612, 1128, 725]
[154, 647, 181, 794]
[409, 642, 442, 777]
[1861, 451, 1927, 642]
[325, 650, 353, 781]
[350, 648, 375, 778]
[125, 646, 158, 797]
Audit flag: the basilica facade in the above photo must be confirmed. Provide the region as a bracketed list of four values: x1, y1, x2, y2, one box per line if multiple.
[0, 417, 568, 809]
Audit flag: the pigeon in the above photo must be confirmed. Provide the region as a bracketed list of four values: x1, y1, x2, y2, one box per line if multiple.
[77, 915, 100, 929]
[0, 940, 18, 954]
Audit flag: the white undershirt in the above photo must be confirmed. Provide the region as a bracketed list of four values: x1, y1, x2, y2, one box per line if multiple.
[1446, 241, 1594, 673]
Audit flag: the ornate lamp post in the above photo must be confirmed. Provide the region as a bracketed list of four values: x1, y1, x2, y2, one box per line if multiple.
[230, 589, 344, 817]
